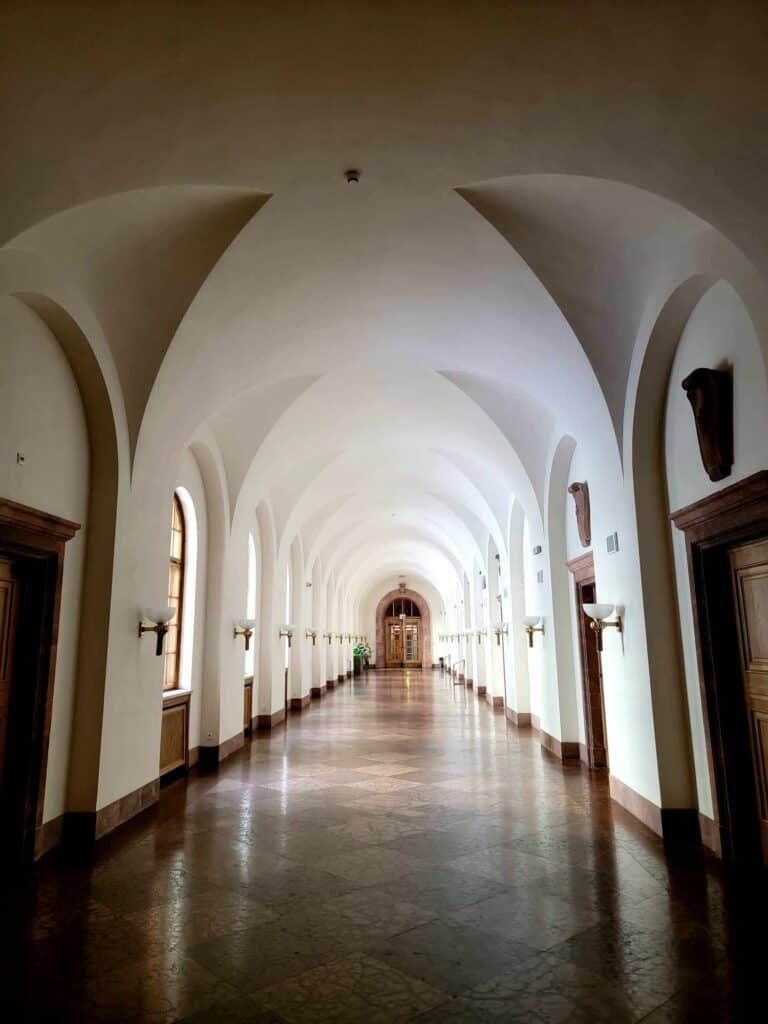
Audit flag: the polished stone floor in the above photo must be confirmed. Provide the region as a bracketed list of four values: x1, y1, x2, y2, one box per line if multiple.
[2, 669, 762, 1022]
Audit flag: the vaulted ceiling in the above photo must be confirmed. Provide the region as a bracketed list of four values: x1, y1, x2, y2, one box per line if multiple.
[3, 0, 766, 604]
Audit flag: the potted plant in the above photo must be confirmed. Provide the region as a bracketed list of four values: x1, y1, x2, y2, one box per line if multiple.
[353, 641, 371, 675]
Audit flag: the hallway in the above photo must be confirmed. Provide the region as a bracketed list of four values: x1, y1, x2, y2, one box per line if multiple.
[3, 671, 749, 1022]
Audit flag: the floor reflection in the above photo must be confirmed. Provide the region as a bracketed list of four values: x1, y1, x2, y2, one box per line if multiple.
[1, 668, 762, 1022]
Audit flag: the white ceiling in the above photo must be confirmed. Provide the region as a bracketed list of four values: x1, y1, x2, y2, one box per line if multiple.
[3, 0, 766, 605]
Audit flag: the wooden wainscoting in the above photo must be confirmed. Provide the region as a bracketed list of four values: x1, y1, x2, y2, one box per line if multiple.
[160, 690, 190, 779]
[244, 676, 253, 734]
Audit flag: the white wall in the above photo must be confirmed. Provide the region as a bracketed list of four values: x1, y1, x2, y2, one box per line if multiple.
[0, 298, 89, 824]
[665, 280, 768, 819]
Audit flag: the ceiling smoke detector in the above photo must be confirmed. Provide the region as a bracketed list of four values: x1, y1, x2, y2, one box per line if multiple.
[344, 168, 361, 183]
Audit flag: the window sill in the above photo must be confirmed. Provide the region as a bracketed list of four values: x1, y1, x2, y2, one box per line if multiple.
[163, 688, 191, 707]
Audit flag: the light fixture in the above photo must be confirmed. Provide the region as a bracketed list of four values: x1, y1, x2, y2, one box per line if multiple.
[523, 615, 544, 648]
[494, 623, 509, 646]
[305, 628, 318, 646]
[279, 624, 295, 648]
[477, 629, 486, 645]
[582, 604, 622, 652]
[139, 606, 176, 656]
[323, 632, 333, 645]
[234, 617, 257, 651]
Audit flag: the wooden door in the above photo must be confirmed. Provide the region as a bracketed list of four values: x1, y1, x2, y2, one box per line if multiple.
[386, 620, 403, 666]
[576, 578, 608, 768]
[244, 679, 253, 733]
[0, 556, 20, 802]
[730, 538, 768, 865]
[404, 621, 421, 666]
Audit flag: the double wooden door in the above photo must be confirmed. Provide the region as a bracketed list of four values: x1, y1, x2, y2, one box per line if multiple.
[730, 538, 768, 865]
[385, 617, 421, 667]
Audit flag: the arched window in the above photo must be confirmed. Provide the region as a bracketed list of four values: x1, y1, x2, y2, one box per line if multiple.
[384, 597, 420, 617]
[164, 494, 185, 690]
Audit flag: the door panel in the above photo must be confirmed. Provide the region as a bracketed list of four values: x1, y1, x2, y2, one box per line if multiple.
[730, 538, 768, 865]
[387, 621, 403, 665]
[404, 622, 420, 665]
[575, 577, 608, 769]
[0, 557, 20, 792]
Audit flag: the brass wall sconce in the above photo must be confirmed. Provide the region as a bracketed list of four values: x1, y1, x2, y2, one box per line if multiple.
[323, 632, 333, 645]
[279, 624, 295, 648]
[494, 623, 509, 646]
[305, 628, 318, 646]
[582, 604, 622, 653]
[138, 606, 176, 656]
[234, 617, 257, 651]
[477, 629, 486, 645]
[523, 615, 544, 648]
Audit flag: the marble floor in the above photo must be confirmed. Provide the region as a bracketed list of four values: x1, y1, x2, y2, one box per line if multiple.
[2, 669, 762, 1022]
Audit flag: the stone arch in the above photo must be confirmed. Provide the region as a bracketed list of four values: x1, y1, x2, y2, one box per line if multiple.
[375, 587, 433, 668]
[10, 293, 121, 818]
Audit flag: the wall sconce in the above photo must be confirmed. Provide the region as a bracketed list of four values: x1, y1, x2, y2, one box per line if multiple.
[477, 629, 486, 645]
[234, 617, 257, 651]
[494, 623, 509, 646]
[139, 606, 176, 656]
[523, 615, 545, 648]
[305, 628, 318, 646]
[323, 632, 333, 645]
[279, 624, 295, 648]
[582, 604, 622, 652]
[336, 633, 344, 644]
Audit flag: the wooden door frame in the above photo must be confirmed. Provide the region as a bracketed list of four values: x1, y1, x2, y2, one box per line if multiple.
[567, 552, 608, 769]
[0, 498, 80, 861]
[671, 470, 768, 865]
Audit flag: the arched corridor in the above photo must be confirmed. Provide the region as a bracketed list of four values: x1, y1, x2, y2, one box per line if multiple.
[3, 1, 768, 1018]
[2, 669, 746, 1021]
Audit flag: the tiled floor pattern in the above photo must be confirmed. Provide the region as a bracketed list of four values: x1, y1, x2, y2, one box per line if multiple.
[1, 669, 763, 1021]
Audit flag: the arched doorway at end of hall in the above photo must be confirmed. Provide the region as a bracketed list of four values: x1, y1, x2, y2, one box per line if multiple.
[375, 588, 432, 669]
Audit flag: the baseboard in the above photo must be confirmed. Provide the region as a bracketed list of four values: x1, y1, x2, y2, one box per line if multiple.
[698, 812, 722, 856]
[505, 707, 532, 727]
[338, 674, 345, 682]
[578, 742, 589, 765]
[531, 713, 541, 732]
[346, 670, 352, 678]
[61, 777, 160, 853]
[327, 678, 337, 689]
[198, 730, 244, 771]
[34, 814, 64, 860]
[489, 695, 504, 710]
[188, 745, 199, 768]
[290, 694, 311, 711]
[466, 680, 473, 689]
[256, 707, 286, 730]
[311, 685, 326, 698]
[609, 775, 700, 842]
[538, 727, 579, 761]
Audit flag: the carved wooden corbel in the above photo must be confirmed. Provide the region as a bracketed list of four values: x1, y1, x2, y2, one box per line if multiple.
[681, 368, 733, 482]
[568, 481, 591, 548]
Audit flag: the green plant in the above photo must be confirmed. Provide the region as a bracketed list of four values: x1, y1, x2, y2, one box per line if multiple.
[354, 643, 371, 659]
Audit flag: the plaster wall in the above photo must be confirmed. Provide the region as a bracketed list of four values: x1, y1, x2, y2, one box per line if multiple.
[0, 297, 89, 824]
[665, 280, 768, 819]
